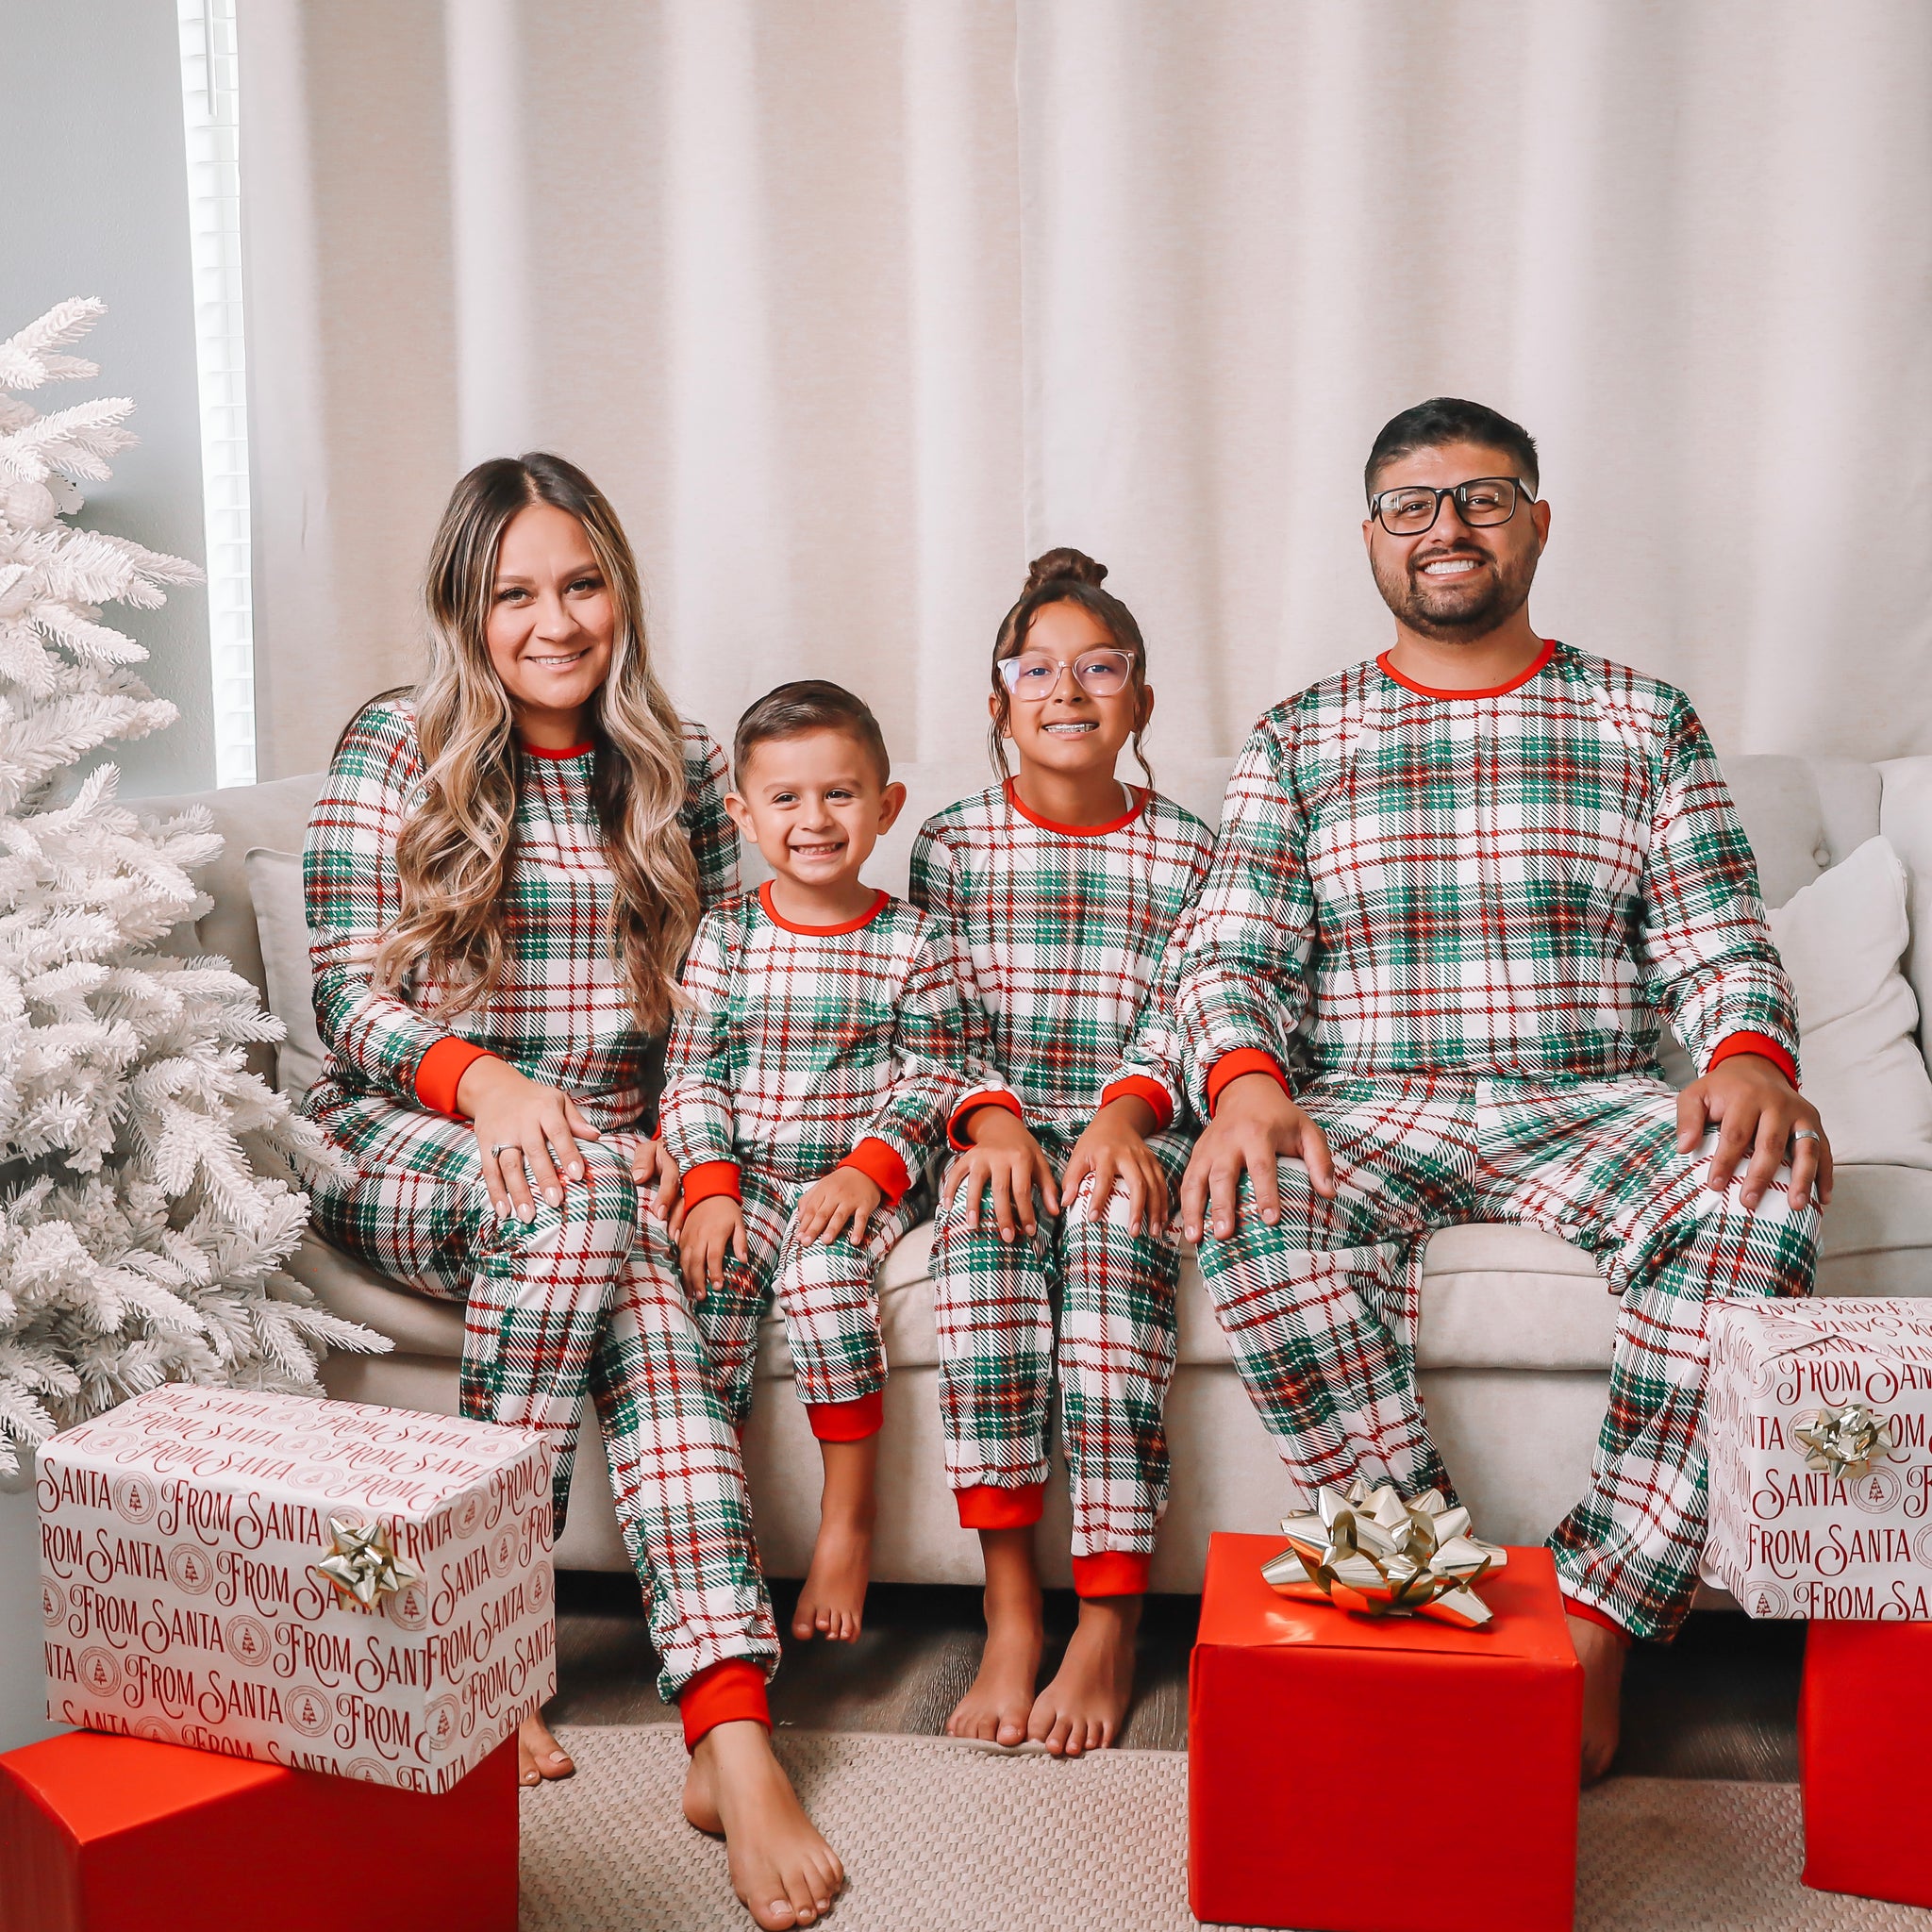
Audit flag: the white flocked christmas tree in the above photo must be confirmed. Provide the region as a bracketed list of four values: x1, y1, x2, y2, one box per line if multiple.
[0, 297, 378, 1474]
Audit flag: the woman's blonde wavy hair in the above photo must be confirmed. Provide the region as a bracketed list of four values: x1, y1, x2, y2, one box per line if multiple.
[371, 453, 700, 1036]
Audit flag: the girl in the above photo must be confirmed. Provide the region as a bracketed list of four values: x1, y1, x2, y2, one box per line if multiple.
[303, 455, 841, 1930]
[912, 548, 1213, 1756]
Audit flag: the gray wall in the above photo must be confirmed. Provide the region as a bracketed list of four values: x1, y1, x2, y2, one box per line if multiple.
[4, 0, 216, 798]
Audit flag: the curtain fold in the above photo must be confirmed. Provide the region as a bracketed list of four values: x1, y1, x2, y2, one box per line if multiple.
[240, 0, 1932, 780]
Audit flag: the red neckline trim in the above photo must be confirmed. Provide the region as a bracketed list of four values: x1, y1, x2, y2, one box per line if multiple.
[520, 739, 594, 759]
[758, 879, 891, 936]
[1376, 637, 1557, 701]
[1005, 777, 1148, 838]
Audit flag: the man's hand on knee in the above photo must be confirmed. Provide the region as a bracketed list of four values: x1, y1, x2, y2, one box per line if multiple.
[1180, 1074, 1336, 1243]
[1678, 1052, 1832, 1212]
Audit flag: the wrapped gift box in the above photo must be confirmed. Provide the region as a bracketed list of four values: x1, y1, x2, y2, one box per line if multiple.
[1800, 1621, 1932, 1907]
[1189, 1531, 1581, 1932]
[1701, 1297, 1932, 1619]
[0, 1728, 517, 1932]
[37, 1385, 555, 1792]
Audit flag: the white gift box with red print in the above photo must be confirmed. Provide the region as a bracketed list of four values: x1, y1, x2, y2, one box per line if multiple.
[37, 1385, 557, 1791]
[1701, 1297, 1932, 1620]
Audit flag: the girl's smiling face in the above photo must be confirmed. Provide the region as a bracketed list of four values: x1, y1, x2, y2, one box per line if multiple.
[992, 599, 1152, 781]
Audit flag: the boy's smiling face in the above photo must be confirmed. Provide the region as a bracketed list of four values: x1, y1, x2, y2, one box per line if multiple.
[726, 727, 906, 900]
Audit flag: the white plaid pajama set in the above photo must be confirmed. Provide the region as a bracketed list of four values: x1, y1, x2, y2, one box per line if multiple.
[300, 698, 778, 1705]
[657, 885, 974, 1441]
[912, 781, 1215, 1596]
[1177, 641, 1818, 1640]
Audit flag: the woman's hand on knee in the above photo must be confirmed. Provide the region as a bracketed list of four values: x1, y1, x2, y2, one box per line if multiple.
[628, 1137, 681, 1223]
[678, 1195, 747, 1299]
[460, 1058, 602, 1222]
[941, 1108, 1058, 1243]
[1180, 1074, 1335, 1244]
[1063, 1095, 1169, 1236]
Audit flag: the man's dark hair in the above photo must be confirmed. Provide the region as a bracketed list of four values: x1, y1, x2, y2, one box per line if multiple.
[1365, 398, 1540, 501]
[733, 679, 891, 787]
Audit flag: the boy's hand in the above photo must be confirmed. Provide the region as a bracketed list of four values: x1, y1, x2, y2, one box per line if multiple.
[941, 1104, 1058, 1243]
[678, 1194, 747, 1299]
[1062, 1094, 1169, 1236]
[628, 1137, 681, 1223]
[794, 1167, 885, 1246]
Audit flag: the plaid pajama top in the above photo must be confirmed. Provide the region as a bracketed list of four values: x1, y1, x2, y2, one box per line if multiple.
[910, 781, 1217, 1135]
[659, 886, 976, 1208]
[302, 696, 739, 1136]
[1176, 642, 1800, 1115]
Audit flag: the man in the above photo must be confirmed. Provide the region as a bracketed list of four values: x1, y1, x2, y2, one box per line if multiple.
[1175, 397, 1827, 1780]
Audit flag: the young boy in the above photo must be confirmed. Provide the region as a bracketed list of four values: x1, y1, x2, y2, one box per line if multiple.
[661, 679, 987, 1643]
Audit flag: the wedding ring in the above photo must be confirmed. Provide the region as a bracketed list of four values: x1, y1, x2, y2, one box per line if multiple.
[1790, 1127, 1821, 1143]
[490, 1143, 516, 1156]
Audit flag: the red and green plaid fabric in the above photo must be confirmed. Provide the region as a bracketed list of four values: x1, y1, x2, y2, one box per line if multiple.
[910, 781, 1216, 1131]
[659, 888, 974, 1193]
[1175, 645, 1800, 1110]
[302, 696, 739, 1133]
[1198, 1071, 1818, 1641]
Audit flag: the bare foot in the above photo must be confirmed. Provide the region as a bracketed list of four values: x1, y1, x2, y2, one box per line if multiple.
[945, 1589, 1043, 1747]
[792, 1506, 874, 1642]
[683, 1719, 844, 1929]
[1027, 1594, 1140, 1757]
[517, 1709, 575, 1787]
[1567, 1612, 1627, 1785]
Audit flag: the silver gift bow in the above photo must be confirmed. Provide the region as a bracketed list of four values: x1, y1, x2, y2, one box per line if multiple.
[311, 1514, 423, 1612]
[1793, 1401, 1896, 1482]
[1261, 1480, 1508, 1629]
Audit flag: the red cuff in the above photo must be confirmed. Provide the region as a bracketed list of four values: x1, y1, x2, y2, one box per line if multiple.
[678, 1657, 771, 1751]
[414, 1038, 494, 1118]
[839, 1138, 911, 1208]
[1707, 1031, 1800, 1090]
[956, 1481, 1045, 1530]
[1561, 1594, 1633, 1644]
[680, 1159, 742, 1206]
[1072, 1551, 1151, 1598]
[1205, 1049, 1289, 1115]
[805, 1391, 884, 1441]
[948, 1089, 1024, 1152]
[1098, 1075, 1174, 1133]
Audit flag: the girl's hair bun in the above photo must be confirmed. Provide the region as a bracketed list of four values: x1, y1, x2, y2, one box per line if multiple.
[1024, 546, 1108, 594]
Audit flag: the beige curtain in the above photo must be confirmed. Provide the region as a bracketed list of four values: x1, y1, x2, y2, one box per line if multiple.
[240, 0, 1932, 782]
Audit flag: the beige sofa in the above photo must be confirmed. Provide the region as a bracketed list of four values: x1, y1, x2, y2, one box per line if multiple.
[142, 753, 1932, 1586]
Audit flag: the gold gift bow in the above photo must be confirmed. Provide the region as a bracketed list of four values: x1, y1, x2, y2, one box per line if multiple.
[1793, 1401, 1896, 1482]
[311, 1515, 423, 1611]
[1261, 1480, 1508, 1629]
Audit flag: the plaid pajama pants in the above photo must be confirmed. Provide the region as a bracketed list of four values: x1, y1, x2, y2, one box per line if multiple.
[1198, 1072, 1818, 1641]
[931, 1124, 1191, 1571]
[681, 1168, 922, 1434]
[307, 1093, 778, 1701]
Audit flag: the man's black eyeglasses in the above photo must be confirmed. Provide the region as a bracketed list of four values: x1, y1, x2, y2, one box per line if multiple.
[1369, 476, 1532, 537]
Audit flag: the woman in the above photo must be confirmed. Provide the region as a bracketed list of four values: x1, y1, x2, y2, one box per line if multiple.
[302, 454, 841, 1930]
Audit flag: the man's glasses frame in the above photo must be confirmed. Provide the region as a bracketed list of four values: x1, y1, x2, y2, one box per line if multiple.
[1369, 475, 1533, 537]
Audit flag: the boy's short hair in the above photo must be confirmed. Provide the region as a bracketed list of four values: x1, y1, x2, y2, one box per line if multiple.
[733, 679, 891, 788]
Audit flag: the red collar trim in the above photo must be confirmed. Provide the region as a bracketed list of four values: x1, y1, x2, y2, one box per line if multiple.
[1005, 777, 1147, 838]
[758, 880, 891, 936]
[520, 739, 594, 759]
[1376, 637, 1557, 700]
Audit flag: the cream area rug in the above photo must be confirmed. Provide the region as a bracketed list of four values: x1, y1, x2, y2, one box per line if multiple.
[519, 1725, 1932, 1932]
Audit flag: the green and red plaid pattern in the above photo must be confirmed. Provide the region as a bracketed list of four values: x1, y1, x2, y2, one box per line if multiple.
[303, 696, 739, 1132]
[305, 1100, 777, 1700]
[1175, 645, 1800, 1109]
[931, 1124, 1191, 1560]
[658, 887, 974, 1196]
[910, 782, 1217, 1133]
[1201, 1071, 1818, 1641]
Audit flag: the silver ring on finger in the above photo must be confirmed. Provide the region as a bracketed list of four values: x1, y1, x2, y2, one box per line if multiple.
[491, 1142, 518, 1157]
[1790, 1127, 1821, 1144]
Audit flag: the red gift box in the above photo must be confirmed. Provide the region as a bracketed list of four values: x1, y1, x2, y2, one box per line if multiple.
[1190, 1531, 1582, 1932]
[1800, 1621, 1932, 1907]
[0, 1730, 518, 1932]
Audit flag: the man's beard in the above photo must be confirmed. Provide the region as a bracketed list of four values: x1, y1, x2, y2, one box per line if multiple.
[1372, 541, 1537, 643]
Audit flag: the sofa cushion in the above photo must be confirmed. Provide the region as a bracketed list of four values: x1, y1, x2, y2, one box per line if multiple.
[245, 847, 324, 1100]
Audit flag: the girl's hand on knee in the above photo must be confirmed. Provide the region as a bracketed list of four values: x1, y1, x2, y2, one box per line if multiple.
[1063, 1094, 1169, 1235]
[678, 1195, 747, 1300]
[794, 1168, 884, 1245]
[941, 1107, 1058, 1243]
[628, 1138, 681, 1222]
[461, 1058, 602, 1221]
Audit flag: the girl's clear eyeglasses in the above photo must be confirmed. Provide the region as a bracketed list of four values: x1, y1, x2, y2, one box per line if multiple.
[997, 648, 1135, 701]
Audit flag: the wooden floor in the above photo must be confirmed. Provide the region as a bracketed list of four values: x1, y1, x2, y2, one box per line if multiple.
[550, 1574, 1806, 1779]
